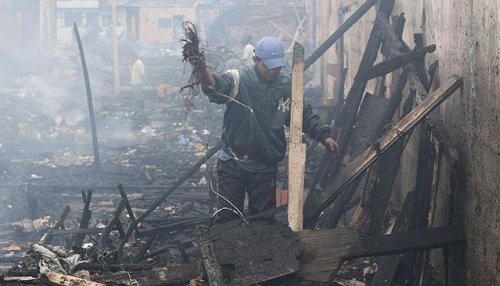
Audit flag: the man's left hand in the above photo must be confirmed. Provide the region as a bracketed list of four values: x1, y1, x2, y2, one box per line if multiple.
[322, 137, 339, 153]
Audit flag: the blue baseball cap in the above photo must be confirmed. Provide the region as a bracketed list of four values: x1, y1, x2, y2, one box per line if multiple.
[254, 36, 285, 69]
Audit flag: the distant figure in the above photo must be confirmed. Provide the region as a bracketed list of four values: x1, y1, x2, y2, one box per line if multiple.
[116, 22, 124, 41]
[130, 54, 146, 87]
[156, 83, 169, 99]
[241, 35, 255, 66]
[130, 53, 146, 109]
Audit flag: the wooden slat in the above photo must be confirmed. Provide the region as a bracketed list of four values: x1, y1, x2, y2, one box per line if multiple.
[348, 226, 465, 259]
[44, 271, 105, 286]
[288, 42, 306, 231]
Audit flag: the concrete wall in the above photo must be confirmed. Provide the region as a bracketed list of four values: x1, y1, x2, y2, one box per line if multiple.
[418, 1, 499, 285]
[139, 6, 195, 46]
[319, 0, 499, 285]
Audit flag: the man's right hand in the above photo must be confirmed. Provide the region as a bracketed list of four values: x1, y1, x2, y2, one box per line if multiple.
[188, 53, 205, 68]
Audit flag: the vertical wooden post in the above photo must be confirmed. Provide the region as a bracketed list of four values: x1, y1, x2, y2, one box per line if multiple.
[39, 0, 57, 55]
[74, 23, 101, 169]
[288, 42, 306, 231]
[111, 0, 120, 96]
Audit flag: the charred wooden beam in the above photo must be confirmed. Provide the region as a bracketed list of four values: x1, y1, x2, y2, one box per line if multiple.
[73, 23, 100, 169]
[413, 33, 431, 90]
[76, 263, 156, 272]
[140, 217, 208, 237]
[98, 199, 126, 250]
[94, 263, 198, 286]
[403, 119, 436, 285]
[52, 228, 103, 236]
[25, 184, 38, 220]
[44, 271, 105, 286]
[346, 225, 464, 259]
[197, 225, 225, 286]
[134, 233, 157, 263]
[117, 184, 139, 234]
[368, 191, 415, 285]
[143, 243, 179, 260]
[0, 184, 213, 191]
[378, 15, 429, 96]
[360, 45, 436, 81]
[72, 190, 93, 247]
[137, 140, 223, 222]
[39, 205, 71, 245]
[304, 0, 378, 70]
[304, 76, 463, 224]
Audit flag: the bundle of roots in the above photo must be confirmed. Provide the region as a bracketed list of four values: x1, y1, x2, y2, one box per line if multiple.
[180, 21, 204, 95]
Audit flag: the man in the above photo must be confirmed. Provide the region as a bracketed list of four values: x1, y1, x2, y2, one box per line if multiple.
[190, 36, 338, 222]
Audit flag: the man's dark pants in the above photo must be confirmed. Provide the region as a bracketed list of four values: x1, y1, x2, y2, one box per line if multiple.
[216, 159, 276, 222]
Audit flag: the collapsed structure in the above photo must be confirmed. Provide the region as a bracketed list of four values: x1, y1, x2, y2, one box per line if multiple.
[0, 0, 498, 286]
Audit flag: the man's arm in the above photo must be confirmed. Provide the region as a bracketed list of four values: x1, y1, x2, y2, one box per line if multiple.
[188, 54, 235, 104]
[300, 103, 339, 152]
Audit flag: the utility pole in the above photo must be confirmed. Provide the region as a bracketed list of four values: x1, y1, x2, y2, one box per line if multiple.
[111, 0, 120, 96]
[38, 0, 57, 55]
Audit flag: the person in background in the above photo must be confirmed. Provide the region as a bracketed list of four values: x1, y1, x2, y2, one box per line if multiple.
[188, 36, 339, 223]
[130, 53, 147, 110]
[116, 22, 124, 41]
[241, 35, 255, 66]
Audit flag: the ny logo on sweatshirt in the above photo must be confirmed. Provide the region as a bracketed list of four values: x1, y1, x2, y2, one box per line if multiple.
[277, 97, 290, 112]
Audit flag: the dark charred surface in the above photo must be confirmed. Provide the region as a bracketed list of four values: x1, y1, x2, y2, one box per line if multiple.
[210, 221, 303, 286]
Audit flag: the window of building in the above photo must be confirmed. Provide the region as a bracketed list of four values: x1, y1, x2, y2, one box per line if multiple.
[159, 18, 172, 29]
[101, 14, 111, 27]
[64, 12, 83, 27]
[249, 0, 267, 5]
[172, 15, 184, 34]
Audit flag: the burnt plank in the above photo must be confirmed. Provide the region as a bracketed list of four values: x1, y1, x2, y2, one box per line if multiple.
[413, 33, 430, 90]
[368, 191, 415, 285]
[94, 263, 198, 286]
[98, 199, 126, 251]
[39, 205, 71, 245]
[72, 190, 93, 247]
[197, 225, 225, 286]
[304, 0, 378, 69]
[73, 23, 100, 169]
[360, 45, 436, 81]
[298, 228, 362, 282]
[347, 226, 464, 259]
